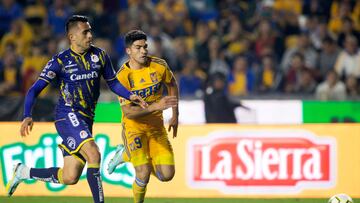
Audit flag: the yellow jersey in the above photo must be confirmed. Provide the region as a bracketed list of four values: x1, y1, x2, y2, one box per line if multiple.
[116, 56, 174, 128]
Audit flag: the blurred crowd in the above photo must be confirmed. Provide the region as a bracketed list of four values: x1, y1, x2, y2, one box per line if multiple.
[1, 0, 360, 101]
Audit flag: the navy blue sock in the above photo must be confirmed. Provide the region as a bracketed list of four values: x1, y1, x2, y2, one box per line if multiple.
[30, 167, 61, 183]
[87, 166, 104, 203]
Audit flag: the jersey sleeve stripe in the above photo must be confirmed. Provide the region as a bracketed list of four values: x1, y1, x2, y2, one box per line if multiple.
[39, 77, 50, 83]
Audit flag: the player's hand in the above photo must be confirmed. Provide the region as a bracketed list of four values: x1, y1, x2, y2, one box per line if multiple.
[168, 116, 178, 138]
[129, 94, 148, 109]
[155, 96, 178, 111]
[20, 117, 33, 137]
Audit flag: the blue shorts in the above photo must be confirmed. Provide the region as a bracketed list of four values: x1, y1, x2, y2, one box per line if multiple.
[55, 112, 94, 164]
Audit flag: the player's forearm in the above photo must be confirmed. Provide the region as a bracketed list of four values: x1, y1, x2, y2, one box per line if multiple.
[167, 79, 179, 117]
[23, 79, 48, 119]
[107, 79, 132, 100]
[123, 103, 158, 119]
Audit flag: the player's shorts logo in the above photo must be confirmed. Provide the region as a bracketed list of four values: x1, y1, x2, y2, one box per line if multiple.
[68, 113, 80, 127]
[91, 54, 99, 63]
[80, 130, 88, 139]
[66, 137, 76, 150]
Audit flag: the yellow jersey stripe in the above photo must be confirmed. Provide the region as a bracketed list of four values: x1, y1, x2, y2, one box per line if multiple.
[39, 77, 50, 83]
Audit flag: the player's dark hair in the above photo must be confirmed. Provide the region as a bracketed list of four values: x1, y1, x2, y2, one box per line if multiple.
[65, 15, 89, 34]
[125, 30, 147, 47]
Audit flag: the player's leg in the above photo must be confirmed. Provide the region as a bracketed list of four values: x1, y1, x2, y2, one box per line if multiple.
[57, 112, 104, 203]
[30, 154, 85, 185]
[132, 164, 152, 203]
[121, 129, 150, 203]
[149, 128, 175, 182]
[107, 144, 129, 174]
[5, 154, 84, 197]
[61, 155, 85, 184]
[152, 164, 175, 182]
[80, 140, 104, 203]
[107, 128, 130, 174]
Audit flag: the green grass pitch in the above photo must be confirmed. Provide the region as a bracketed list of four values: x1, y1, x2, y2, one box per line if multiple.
[1, 197, 356, 203]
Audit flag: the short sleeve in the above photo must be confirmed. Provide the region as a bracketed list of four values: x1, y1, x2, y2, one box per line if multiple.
[102, 52, 117, 81]
[39, 57, 61, 83]
[162, 61, 174, 84]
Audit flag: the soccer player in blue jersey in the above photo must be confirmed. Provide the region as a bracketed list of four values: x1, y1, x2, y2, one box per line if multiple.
[5, 15, 146, 203]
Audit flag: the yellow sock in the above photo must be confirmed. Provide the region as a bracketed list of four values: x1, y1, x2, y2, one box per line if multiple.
[132, 180, 147, 203]
[57, 168, 64, 184]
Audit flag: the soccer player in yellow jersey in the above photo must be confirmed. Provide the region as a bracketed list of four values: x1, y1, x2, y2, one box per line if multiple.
[107, 30, 179, 203]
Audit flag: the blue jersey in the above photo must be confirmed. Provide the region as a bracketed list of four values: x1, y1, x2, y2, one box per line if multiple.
[39, 45, 116, 119]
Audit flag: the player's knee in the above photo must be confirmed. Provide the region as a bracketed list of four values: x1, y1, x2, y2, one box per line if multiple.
[87, 151, 101, 164]
[84, 147, 101, 164]
[159, 169, 175, 182]
[81, 141, 101, 164]
[135, 165, 151, 182]
[63, 174, 80, 185]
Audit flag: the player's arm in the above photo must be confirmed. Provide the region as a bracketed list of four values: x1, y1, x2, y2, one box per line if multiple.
[164, 73, 179, 138]
[21, 57, 59, 137]
[102, 52, 147, 108]
[21, 79, 49, 137]
[122, 96, 177, 119]
[106, 79, 147, 108]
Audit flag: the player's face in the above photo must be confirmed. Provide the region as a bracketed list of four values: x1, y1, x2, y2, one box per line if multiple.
[70, 22, 93, 52]
[128, 39, 148, 65]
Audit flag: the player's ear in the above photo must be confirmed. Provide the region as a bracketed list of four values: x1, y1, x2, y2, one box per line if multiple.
[126, 47, 131, 55]
[68, 33, 74, 42]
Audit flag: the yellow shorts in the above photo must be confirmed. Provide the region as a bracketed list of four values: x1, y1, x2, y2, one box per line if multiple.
[121, 124, 174, 167]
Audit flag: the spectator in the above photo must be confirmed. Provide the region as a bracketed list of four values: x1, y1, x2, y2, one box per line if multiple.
[228, 55, 255, 96]
[307, 17, 332, 51]
[281, 32, 318, 72]
[302, 0, 331, 18]
[21, 42, 48, 95]
[194, 21, 211, 72]
[0, 19, 33, 58]
[0, 46, 21, 96]
[208, 35, 230, 77]
[334, 35, 360, 79]
[151, 36, 176, 69]
[318, 36, 340, 79]
[46, 38, 58, 56]
[315, 70, 346, 100]
[147, 24, 174, 58]
[345, 76, 359, 99]
[254, 19, 280, 59]
[204, 72, 242, 123]
[337, 17, 360, 48]
[0, 0, 23, 38]
[258, 55, 279, 92]
[284, 53, 308, 93]
[156, 0, 188, 37]
[24, 1, 47, 38]
[178, 57, 204, 98]
[47, 0, 73, 36]
[1, 0, 360, 106]
[173, 37, 192, 73]
[328, 1, 352, 34]
[223, 17, 249, 59]
[296, 69, 317, 94]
